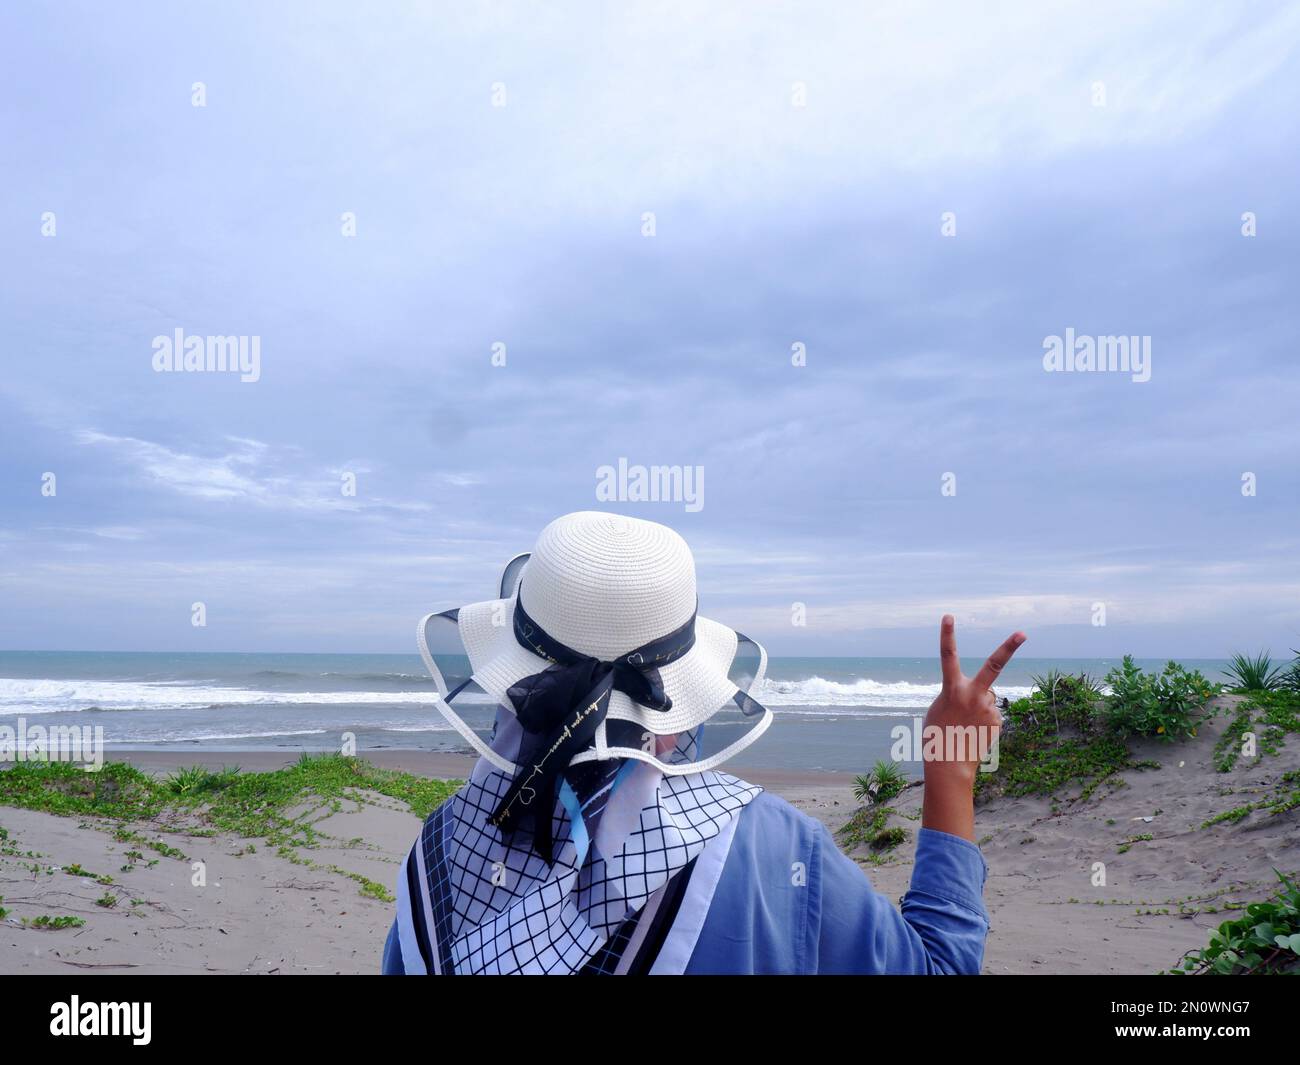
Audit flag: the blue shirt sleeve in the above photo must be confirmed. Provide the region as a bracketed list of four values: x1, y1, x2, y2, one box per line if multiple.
[381, 918, 404, 974]
[686, 792, 989, 974]
[814, 823, 989, 974]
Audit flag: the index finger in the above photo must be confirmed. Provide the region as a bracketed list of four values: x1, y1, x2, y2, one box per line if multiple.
[973, 631, 1027, 691]
[939, 614, 962, 688]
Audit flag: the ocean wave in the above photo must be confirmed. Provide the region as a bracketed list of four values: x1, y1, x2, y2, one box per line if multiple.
[0, 673, 1035, 717]
[145, 728, 331, 742]
[373, 724, 456, 733]
[0, 678, 448, 714]
[320, 672, 437, 684]
[753, 675, 1033, 708]
[764, 706, 925, 718]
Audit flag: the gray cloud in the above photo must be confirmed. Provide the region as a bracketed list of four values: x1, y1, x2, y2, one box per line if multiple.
[1, 1, 1297, 656]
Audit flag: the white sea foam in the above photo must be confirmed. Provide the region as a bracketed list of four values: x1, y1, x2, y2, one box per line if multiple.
[0, 678, 447, 714]
[378, 724, 457, 732]
[0, 673, 1034, 721]
[753, 675, 1032, 709]
[144, 728, 331, 742]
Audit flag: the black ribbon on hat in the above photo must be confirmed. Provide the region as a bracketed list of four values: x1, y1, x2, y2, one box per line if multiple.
[488, 587, 697, 863]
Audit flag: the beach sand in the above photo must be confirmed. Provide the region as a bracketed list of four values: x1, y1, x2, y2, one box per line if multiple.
[2, 698, 1297, 974]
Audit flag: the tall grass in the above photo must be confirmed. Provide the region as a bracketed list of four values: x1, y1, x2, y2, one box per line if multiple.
[1281, 650, 1300, 694]
[1225, 651, 1284, 692]
[164, 764, 242, 796]
[1027, 669, 1104, 732]
[853, 760, 907, 804]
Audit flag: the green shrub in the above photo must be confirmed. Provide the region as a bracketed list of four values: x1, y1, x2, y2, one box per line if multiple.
[1103, 656, 1218, 742]
[982, 658, 1217, 802]
[980, 707, 1136, 800]
[1169, 871, 1300, 974]
[1029, 670, 1104, 733]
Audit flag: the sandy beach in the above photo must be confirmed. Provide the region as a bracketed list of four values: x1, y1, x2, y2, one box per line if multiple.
[4, 694, 1296, 975]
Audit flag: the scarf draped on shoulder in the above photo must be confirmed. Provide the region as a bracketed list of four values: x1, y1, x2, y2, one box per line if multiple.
[392, 711, 760, 975]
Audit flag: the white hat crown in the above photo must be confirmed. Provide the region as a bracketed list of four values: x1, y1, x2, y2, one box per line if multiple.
[518, 511, 697, 661]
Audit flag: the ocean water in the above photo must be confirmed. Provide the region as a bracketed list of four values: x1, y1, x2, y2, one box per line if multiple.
[0, 651, 1234, 773]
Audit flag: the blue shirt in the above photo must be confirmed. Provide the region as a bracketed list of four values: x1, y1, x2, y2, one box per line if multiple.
[684, 791, 989, 974]
[383, 790, 988, 975]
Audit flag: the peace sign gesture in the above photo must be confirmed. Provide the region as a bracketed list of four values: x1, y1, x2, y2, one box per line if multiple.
[920, 615, 1026, 842]
[926, 614, 1027, 777]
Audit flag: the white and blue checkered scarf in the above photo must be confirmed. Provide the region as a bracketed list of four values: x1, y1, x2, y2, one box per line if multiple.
[392, 709, 760, 975]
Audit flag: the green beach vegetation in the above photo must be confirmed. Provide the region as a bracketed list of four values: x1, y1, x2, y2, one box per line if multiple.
[853, 759, 908, 805]
[977, 653, 1300, 821]
[965, 652, 1300, 975]
[1213, 689, 1300, 773]
[860, 651, 1300, 811]
[1203, 651, 1300, 834]
[843, 656, 1236, 869]
[974, 656, 1219, 804]
[1223, 650, 1286, 692]
[1169, 871, 1300, 975]
[21, 914, 86, 930]
[838, 803, 910, 862]
[844, 760, 913, 863]
[1100, 657, 1217, 742]
[0, 754, 461, 903]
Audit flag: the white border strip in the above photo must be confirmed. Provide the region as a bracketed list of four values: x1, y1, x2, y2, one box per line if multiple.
[648, 812, 741, 975]
[394, 847, 428, 976]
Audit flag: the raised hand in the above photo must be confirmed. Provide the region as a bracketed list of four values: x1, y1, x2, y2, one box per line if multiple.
[921, 614, 1027, 840]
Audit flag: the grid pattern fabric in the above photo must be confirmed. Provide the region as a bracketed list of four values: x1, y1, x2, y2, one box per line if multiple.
[408, 756, 759, 975]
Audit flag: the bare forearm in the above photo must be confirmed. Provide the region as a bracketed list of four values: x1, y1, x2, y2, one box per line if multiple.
[920, 765, 976, 841]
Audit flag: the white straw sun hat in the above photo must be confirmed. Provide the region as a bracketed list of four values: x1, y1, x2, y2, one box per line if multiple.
[417, 511, 773, 779]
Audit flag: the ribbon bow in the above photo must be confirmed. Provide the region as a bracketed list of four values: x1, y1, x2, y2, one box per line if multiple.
[488, 589, 697, 862]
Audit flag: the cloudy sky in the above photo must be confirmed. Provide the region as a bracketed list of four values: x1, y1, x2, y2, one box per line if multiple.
[2, 1, 1298, 658]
